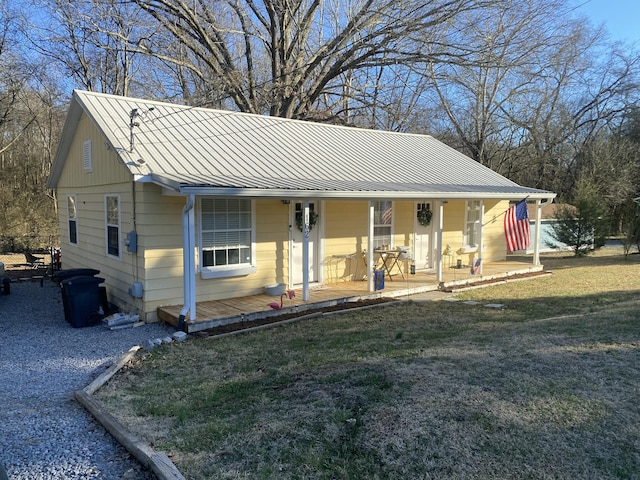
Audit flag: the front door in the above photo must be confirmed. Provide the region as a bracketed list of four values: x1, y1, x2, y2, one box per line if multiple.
[414, 202, 434, 270]
[291, 201, 319, 285]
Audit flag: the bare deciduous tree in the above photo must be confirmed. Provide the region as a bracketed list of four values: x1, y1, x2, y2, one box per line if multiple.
[25, 0, 151, 96]
[125, 0, 491, 118]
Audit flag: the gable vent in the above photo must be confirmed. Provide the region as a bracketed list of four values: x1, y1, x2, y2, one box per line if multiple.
[83, 139, 92, 172]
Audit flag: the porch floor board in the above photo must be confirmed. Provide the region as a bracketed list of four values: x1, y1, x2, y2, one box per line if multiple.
[157, 260, 542, 333]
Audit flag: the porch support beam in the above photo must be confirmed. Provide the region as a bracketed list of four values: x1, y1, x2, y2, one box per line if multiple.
[533, 199, 542, 266]
[302, 201, 310, 301]
[479, 201, 485, 275]
[367, 201, 375, 292]
[180, 194, 196, 326]
[436, 200, 444, 282]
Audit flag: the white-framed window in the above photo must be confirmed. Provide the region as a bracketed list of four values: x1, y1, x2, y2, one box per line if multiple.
[464, 200, 481, 246]
[199, 197, 256, 278]
[67, 195, 78, 245]
[105, 195, 121, 258]
[373, 200, 393, 248]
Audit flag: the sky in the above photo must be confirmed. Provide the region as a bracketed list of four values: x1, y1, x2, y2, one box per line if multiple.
[576, 0, 640, 44]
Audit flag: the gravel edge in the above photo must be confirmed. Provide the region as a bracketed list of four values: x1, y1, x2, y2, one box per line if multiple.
[0, 281, 177, 479]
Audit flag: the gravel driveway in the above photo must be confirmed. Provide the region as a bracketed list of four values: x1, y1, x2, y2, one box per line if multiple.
[0, 280, 176, 479]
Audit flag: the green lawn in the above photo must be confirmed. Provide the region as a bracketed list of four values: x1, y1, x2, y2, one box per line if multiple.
[96, 248, 640, 479]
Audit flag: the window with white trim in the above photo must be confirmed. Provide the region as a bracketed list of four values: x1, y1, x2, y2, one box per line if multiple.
[67, 195, 78, 245]
[105, 195, 120, 258]
[464, 200, 481, 246]
[373, 200, 393, 248]
[200, 198, 255, 277]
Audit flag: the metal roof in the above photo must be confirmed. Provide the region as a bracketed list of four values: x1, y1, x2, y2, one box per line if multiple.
[49, 90, 555, 200]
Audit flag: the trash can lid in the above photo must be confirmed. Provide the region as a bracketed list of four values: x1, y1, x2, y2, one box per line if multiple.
[61, 276, 105, 286]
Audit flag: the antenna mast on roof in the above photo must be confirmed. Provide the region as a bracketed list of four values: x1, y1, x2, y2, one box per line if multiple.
[129, 109, 139, 152]
[129, 107, 155, 152]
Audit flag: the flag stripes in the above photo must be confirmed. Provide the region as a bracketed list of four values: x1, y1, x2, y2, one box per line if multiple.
[504, 199, 531, 253]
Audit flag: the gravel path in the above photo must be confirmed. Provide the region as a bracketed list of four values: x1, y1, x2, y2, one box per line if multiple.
[0, 280, 177, 479]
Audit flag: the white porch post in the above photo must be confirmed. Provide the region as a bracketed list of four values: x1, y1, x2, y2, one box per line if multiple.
[436, 200, 444, 282]
[180, 194, 196, 326]
[367, 201, 375, 292]
[478, 201, 485, 275]
[302, 201, 310, 301]
[533, 199, 542, 266]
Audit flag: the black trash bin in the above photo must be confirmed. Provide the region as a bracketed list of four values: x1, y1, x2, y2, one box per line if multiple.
[56, 268, 100, 285]
[60, 276, 105, 328]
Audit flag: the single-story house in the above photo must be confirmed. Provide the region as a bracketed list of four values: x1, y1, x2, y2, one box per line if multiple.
[47, 90, 555, 327]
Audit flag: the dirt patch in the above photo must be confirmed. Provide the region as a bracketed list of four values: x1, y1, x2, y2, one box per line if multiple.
[195, 297, 398, 337]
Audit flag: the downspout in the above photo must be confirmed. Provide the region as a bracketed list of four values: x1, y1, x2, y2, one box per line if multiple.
[178, 194, 196, 331]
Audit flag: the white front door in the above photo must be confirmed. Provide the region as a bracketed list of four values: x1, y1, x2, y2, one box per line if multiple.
[414, 202, 434, 270]
[291, 201, 319, 285]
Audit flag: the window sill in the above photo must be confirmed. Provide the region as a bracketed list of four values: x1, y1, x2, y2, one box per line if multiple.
[200, 265, 257, 279]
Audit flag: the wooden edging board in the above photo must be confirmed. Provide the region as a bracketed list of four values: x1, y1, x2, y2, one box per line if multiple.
[74, 346, 185, 480]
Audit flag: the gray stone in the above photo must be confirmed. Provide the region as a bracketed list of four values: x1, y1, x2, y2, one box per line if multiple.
[172, 331, 188, 342]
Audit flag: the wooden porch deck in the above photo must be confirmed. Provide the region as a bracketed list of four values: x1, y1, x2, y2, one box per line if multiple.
[157, 260, 544, 333]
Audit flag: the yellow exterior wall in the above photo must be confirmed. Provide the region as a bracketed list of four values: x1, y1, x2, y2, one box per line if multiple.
[321, 200, 415, 281]
[322, 200, 369, 281]
[54, 112, 144, 317]
[442, 200, 508, 266]
[319, 199, 511, 282]
[192, 199, 290, 303]
[482, 200, 509, 262]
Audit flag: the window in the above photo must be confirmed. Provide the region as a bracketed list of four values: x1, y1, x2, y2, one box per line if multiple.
[106, 195, 120, 257]
[67, 195, 78, 245]
[373, 200, 393, 248]
[200, 198, 255, 277]
[465, 200, 481, 246]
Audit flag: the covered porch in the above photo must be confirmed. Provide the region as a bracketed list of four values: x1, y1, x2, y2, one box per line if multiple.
[158, 258, 544, 333]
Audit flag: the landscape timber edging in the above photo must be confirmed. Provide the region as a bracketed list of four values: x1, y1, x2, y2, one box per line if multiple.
[74, 346, 185, 480]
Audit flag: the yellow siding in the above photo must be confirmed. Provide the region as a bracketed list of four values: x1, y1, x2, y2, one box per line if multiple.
[57, 112, 131, 188]
[53, 112, 141, 314]
[482, 200, 509, 262]
[441, 200, 509, 266]
[322, 201, 369, 280]
[142, 198, 292, 320]
[55, 183, 140, 315]
[392, 200, 414, 249]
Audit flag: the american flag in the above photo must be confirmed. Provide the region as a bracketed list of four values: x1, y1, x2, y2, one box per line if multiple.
[504, 199, 531, 253]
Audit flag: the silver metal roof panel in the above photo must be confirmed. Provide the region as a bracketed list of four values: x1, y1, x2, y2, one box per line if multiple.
[50, 90, 555, 201]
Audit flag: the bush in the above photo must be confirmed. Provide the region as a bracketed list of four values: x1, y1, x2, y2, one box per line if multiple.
[620, 199, 640, 256]
[548, 180, 609, 256]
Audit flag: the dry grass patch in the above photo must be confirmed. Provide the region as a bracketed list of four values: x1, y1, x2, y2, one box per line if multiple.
[95, 248, 640, 479]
